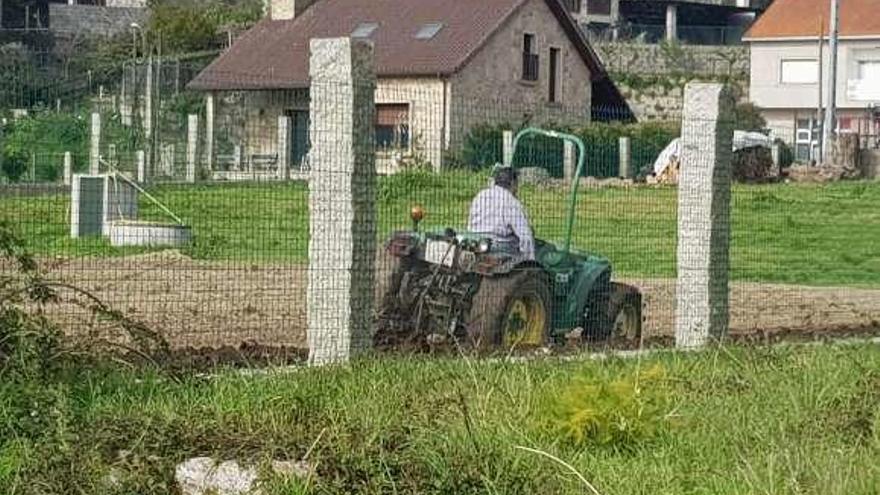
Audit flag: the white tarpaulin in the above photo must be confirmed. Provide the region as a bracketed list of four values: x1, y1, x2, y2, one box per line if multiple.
[653, 131, 772, 177]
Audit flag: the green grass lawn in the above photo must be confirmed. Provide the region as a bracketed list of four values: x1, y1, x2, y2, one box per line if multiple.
[1, 172, 879, 286]
[3, 343, 880, 494]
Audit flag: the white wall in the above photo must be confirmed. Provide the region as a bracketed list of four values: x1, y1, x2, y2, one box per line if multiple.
[750, 38, 880, 110]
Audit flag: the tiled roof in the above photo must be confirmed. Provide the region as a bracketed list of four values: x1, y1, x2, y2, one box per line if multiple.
[745, 0, 880, 39]
[189, 0, 608, 90]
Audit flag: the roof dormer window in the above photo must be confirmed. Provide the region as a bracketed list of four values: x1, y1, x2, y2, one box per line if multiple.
[352, 22, 379, 38]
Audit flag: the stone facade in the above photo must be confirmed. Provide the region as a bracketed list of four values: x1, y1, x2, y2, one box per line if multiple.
[449, 0, 593, 149]
[212, 0, 597, 172]
[613, 73, 748, 121]
[595, 42, 749, 78]
[267, 0, 318, 21]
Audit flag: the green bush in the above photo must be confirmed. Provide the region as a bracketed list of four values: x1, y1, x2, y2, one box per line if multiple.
[549, 364, 674, 450]
[734, 102, 768, 132]
[148, 0, 263, 54]
[449, 120, 679, 178]
[1, 112, 88, 182]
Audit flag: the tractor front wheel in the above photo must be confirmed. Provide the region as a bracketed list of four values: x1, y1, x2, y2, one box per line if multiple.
[373, 253, 419, 350]
[608, 282, 642, 342]
[467, 269, 552, 351]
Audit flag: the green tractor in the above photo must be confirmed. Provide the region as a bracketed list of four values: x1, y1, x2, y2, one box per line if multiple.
[375, 128, 642, 351]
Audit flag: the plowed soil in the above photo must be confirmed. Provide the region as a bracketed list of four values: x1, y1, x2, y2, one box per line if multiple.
[28, 251, 880, 350]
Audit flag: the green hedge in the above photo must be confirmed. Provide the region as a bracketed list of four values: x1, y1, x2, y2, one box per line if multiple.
[447, 120, 680, 178]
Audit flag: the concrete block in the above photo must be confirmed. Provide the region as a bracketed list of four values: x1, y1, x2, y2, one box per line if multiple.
[205, 93, 215, 171]
[63, 152, 73, 186]
[186, 114, 199, 183]
[619, 136, 631, 178]
[563, 141, 576, 180]
[277, 115, 291, 180]
[675, 82, 735, 349]
[136, 150, 146, 182]
[502, 130, 514, 166]
[307, 37, 377, 366]
[90, 113, 101, 175]
[70, 174, 105, 238]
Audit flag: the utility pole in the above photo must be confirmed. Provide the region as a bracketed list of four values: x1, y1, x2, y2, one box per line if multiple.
[822, 0, 839, 163]
[816, 17, 824, 161]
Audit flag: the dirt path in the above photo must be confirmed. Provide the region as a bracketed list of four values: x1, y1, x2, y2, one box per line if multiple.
[24, 253, 880, 349]
[624, 278, 880, 338]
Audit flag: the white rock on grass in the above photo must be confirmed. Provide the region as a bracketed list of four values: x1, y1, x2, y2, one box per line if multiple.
[175, 457, 260, 495]
[175, 457, 311, 495]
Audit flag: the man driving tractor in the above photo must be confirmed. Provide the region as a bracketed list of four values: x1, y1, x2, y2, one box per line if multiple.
[376, 128, 642, 351]
[467, 165, 536, 261]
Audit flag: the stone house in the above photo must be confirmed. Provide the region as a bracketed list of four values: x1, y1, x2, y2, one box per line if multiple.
[188, 0, 629, 174]
[745, 0, 880, 162]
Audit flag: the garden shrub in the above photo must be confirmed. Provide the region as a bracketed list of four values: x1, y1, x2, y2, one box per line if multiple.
[450, 120, 679, 178]
[549, 364, 674, 450]
[1, 112, 88, 182]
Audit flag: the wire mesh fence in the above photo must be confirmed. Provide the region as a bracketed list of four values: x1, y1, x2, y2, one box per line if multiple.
[1, 70, 879, 358]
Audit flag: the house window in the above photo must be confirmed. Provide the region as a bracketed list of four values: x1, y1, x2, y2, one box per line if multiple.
[780, 59, 818, 84]
[858, 60, 880, 82]
[562, 0, 582, 13]
[522, 33, 539, 82]
[795, 117, 821, 163]
[376, 104, 410, 150]
[587, 0, 612, 15]
[549, 47, 560, 103]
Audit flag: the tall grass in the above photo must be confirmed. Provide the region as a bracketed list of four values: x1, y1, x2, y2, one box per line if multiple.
[2, 343, 880, 494]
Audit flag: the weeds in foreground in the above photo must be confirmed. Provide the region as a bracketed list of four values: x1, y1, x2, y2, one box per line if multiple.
[549, 363, 674, 450]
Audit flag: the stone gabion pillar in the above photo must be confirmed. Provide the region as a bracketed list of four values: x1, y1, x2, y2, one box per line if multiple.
[307, 37, 377, 366]
[675, 82, 735, 348]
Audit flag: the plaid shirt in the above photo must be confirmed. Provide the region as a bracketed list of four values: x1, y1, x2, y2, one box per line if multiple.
[467, 185, 535, 260]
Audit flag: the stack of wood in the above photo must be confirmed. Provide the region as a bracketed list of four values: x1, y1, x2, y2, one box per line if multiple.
[786, 134, 862, 183]
[732, 146, 776, 182]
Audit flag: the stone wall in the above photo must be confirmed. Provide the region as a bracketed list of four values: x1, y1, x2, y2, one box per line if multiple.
[592, 42, 750, 121]
[614, 73, 747, 121]
[594, 42, 749, 78]
[49, 4, 147, 38]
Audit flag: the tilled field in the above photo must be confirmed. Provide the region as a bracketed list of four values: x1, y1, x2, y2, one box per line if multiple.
[27, 251, 880, 350]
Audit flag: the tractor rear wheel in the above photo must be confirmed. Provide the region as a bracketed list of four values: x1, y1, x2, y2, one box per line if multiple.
[582, 271, 612, 341]
[466, 269, 552, 351]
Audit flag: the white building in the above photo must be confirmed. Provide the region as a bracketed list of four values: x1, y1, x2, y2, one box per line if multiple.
[744, 0, 880, 162]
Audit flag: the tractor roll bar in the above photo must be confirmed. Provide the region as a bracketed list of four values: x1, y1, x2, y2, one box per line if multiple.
[510, 127, 586, 255]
